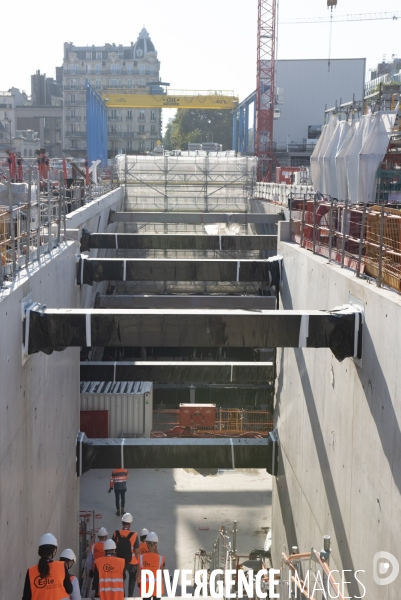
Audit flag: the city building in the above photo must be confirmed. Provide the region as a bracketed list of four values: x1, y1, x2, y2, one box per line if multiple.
[62, 28, 162, 159]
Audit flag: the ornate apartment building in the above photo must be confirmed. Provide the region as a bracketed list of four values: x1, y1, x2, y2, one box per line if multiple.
[62, 28, 162, 159]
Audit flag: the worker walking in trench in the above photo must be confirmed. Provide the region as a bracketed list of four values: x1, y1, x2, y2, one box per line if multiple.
[137, 532, 165, 600]
[139, 528, 150, 555]
[86, 527, 108, 578]
[112, 512, 140, 597]
[22, 533, 73, 600]
[93, 539, 125, 600]
[60, 549, 81, 600]
[108, 467, 129, 516]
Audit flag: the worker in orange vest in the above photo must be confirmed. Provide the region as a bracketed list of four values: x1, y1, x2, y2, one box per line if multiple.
[112, 512, 140, 597]
[22, 533, 73, 600]
[108, 467, 129, 516]
[60, 549, 81, 600]
[93, 539, 125, 600]
[86, 527, 108, 577]
[137, 532, 165, 600]
[139, 528, 149, 555]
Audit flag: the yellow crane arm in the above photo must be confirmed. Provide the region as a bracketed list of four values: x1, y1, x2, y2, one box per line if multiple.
[102, 90, 238, 110]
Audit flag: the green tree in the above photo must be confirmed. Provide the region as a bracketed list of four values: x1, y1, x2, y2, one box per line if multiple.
[163, 109, 233, 150]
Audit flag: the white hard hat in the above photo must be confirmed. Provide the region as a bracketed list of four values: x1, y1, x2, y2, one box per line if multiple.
[146, 532, 158, 543]
[104, 539, 116, 551]
[122, 512, 133, 524]
[39, 533, 58, 547]
[60, 549, 76, 563]
[98, 527, 108, 537]
[140, 528, 149, 537]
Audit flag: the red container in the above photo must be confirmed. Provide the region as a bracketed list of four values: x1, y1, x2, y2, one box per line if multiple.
[179, 404, 216, 428]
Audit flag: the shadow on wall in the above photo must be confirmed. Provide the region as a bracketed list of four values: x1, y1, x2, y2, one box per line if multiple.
[275, 260, 363, 596]
[356, 326, 401, 496]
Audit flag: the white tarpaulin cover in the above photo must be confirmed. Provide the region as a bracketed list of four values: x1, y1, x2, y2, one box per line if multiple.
[322, 120, 351, 199]
[358, 111, 397, 203]
[344, 114, 373, 203]
[335, 121, 357, 201]
[312, 111, 395, 203]
[310, 115, 338, 194]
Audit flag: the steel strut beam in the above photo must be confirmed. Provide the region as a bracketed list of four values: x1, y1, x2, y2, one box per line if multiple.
[77, 257, 281, 285]
[109, 211, 282, 224]
[26, 305, 362, 361]
[80, 361, 275, 384]
[80, 230, 277, 252]
[76, 433, 279, 475]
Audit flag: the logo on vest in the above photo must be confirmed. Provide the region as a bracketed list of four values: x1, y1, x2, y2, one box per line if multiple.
[34, 576, 55, 588]
[103, 563, 115, 573]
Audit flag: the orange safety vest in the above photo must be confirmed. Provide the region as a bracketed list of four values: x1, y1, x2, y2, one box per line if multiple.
[139, 541, 149, 555]
[113, 529, 139, 565]
[28, 561, 67, 600]
[139, 552, 165, 597]
[95, 555, 125, 600]
[93, 541, 106, 561]
[110, 468, 128, 488]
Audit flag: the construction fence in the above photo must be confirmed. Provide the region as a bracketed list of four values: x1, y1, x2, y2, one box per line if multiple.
[152, 408, 273, 438]
[289, 194, 401, 293]
[0, 176, 115, 289]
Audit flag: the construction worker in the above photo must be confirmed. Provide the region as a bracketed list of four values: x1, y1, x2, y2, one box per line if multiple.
[139, 528, 149, 555]
[108, 467, 129, 516]
[137, 532, 165, 600]
[60, 549, 81, 600]
[112, 512, 140, 597]
[22, 533, 73, 599]
[86, 527, 108, 576]
[93, 539, 125, 600]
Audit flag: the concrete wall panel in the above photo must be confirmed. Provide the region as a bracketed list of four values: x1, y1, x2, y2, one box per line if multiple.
[0, 243, 79, 598]
[272, 241, 401, 599]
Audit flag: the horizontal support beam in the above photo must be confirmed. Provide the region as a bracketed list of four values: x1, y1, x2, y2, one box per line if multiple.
[109, 211, 282, 225]
[97, 295, 277, 310]
[80, 361, 274, 383]
[77, 257, 281, 285]
[80, 230, 277, 252]
[103, 347, 274, 361]
[27, 306, 362, 361]
[76, 433, 278, 474]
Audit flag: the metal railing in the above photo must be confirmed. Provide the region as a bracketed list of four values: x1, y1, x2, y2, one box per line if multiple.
[194, 521, 271, 598]
[289, 193, 401, 292]
[0, 172, 117, 290]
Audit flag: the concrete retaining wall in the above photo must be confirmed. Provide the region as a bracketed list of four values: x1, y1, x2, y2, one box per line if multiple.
[0, 186, 124, 597]
[273, 238, 401, 599]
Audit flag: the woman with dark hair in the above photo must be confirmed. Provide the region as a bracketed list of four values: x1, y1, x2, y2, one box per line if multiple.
[22, 533, 73, 600]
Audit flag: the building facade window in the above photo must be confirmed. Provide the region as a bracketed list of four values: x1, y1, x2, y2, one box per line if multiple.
[150, 110, 156, 121]
[96, 51, 102, 59]
[139, 125, 145, 133]
[127, 110, 133, 120]
[95, 79, 101, 89]
[139, 79, 146, 87]
[110, 79, 117, 88]
[70, 64, 76, 74]
[86, 64, 91, 74]
[95, 64, 101, 74]
[148, 65, 154, 75]
[126, 79, 132, 87]
[139, 64, 146, 74]
[86, 51, 92, 59]
[70, 94, 76, 104]
[126, 64, 133, 73]
[111, 64, 117, 73]
[138, 111, 145, 122]
[151, 125, 155, 134]
[127, 140, 133, 150]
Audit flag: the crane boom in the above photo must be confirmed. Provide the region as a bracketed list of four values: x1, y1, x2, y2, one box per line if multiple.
[102, 90, 238, 110]
[281, 11, 401, 24]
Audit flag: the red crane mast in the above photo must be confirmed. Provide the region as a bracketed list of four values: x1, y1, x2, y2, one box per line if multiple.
[256, 0, 277, 181]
